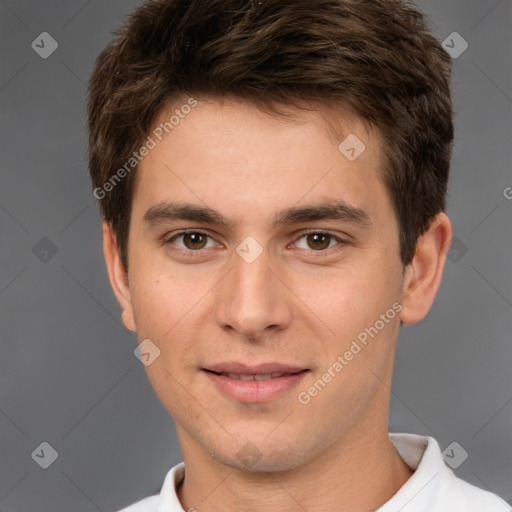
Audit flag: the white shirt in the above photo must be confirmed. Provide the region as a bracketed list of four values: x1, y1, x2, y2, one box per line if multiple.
[117, 433, 510, 512]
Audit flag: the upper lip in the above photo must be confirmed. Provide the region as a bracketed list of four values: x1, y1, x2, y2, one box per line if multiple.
[203, 362, 308, 375]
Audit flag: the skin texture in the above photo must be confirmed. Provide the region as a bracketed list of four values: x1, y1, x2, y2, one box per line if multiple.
[103, 98, 452, 511]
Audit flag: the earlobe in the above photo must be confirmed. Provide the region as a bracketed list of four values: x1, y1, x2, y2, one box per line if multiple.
[399, 213, 452, 325]
[102, 222, 137, 332]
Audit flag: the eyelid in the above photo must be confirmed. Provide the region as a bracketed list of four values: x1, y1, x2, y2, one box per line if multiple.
[164, 228, 211, 239]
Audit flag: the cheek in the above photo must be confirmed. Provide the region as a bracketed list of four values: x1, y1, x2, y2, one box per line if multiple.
[298, 259, 402, 386]
[130, 280, 172, 336]
[130, 277, 201, 409]
[129, 254, 192, 326]
[296, 266, 393, 336]
[130, 274, 206, 366]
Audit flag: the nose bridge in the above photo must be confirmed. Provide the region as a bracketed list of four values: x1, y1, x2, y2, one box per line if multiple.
[214, 243, 290, 338]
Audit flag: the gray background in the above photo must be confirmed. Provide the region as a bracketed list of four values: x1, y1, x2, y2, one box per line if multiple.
[1, 0, 511, 510]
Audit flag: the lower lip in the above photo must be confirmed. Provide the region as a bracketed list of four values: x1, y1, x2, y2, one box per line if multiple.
[203, 370, 309, 403]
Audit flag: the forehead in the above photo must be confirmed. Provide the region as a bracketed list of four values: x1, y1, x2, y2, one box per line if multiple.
[130, 97, 390, 230]
[152, 96, 377, 149]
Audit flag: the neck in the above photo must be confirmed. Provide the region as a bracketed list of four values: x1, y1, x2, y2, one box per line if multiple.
[176, 424, 413, 512]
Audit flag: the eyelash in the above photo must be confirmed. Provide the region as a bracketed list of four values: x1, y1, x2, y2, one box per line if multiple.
[163, 229, 347, 258]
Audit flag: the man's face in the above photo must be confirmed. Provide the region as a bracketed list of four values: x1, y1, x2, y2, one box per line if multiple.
[120, 98, 406, 471]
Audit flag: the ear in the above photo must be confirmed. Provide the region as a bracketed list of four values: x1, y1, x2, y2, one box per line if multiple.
[102, 221, 137, 332]
[400, 213, 452, 324]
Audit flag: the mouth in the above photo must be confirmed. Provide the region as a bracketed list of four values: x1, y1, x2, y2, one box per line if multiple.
[204, 370, 304, 381]
[202, 363, 310, 402]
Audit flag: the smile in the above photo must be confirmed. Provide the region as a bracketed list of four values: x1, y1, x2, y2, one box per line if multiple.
[213, 371, 298, 381]
[203, 367, 309, 402]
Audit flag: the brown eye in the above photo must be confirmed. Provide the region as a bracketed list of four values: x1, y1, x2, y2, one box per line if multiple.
[182, 232, 208, 250]
[306, 233, 331, 250]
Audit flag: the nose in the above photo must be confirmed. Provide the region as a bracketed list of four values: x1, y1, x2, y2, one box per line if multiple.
[214, 244, 292, 343]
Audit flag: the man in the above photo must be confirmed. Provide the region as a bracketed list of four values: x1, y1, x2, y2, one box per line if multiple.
[88, 0, 510, 510]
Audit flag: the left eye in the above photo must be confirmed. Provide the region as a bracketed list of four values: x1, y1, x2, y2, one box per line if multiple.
[294, 232, 343, 251]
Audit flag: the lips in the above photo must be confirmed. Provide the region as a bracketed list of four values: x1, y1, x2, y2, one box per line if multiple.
[215, 372, 290, 381]
[204, 361, 307, 375]
[202, 362, 309, 402]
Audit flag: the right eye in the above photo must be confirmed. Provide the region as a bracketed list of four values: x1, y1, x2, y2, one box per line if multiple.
[164, 230, 218, 252]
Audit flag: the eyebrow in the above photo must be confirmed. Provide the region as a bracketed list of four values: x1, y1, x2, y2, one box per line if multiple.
[142, 200, 372, 231]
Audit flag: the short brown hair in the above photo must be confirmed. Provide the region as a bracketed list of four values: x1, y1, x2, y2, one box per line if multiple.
[88, 0, 454, 272]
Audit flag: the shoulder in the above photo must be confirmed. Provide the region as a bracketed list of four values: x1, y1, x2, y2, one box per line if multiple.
[383, 433, 510, 512]
[435, 467, 511, 511]
[114, 462, 186, 512]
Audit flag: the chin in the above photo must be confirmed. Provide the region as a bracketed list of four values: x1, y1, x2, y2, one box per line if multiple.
[207, 434, 312, 474]
[218, 450, 306, 473]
